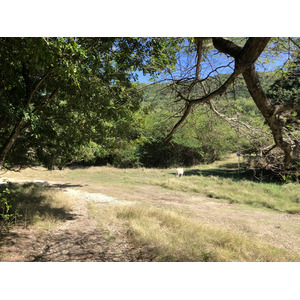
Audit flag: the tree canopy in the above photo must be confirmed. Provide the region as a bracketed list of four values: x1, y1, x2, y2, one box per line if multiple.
[0, 37, 179, 169]
[0, 37, 299, 175]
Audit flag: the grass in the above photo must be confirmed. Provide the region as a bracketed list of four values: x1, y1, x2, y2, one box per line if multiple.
[1, 182, 74, 230]
[89, 202, 300, 262]
[2, 154, 299, 261]
[3, 155, 300, 214]
[148, 176, 300, 214]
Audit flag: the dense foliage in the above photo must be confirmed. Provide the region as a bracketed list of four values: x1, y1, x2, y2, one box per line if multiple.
[0, 37, 179, 169]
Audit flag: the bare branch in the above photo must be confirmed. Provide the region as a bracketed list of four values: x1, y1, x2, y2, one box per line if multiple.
[208, 100, 270, 139]
[176, 39, 271, 105]
[263, 144, 277, 155]
[194, 37, 204, 79]
[274, 103, 300, 115]
[188, 70, 241, 104]
[213, 37, 242, 57]
[163, 102, 194, 143]
[288, 37, 300, 49]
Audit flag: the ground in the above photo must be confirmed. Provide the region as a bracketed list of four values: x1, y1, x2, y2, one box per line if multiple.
[0, 179, 155, 262]
[0, 163, 299, 261]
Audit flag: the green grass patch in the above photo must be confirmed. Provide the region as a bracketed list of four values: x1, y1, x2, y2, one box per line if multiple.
[4, 155, 300, 214]
[148, 175, 300, 214]
[5, 158, 300, 214]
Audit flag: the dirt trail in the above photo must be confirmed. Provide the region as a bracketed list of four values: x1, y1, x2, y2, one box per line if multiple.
[1, 176, 300, 261]
[0, 178, 153, 262]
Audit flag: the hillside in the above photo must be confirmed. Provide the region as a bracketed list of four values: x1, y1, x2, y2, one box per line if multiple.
[137, 71, 278, 105]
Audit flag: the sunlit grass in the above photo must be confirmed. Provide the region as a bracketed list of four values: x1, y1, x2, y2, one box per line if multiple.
[148, 175, 300, 214]
[89, 202, 299, 262]
[3, 155, 300, 261]
[4, 155, 300, 214]
[3, 183, 74, 230]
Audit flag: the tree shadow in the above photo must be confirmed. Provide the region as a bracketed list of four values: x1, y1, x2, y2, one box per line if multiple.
[0, 182, 79, 230]
[173, 161, 257, 182]
[185, 168, 254, 181]
[51, 183, 83, 189]
[181, 161, 282, 183]
[0, 220, 156, 262]
[21, 181, 84, 189]
[0, 182, 82, 260]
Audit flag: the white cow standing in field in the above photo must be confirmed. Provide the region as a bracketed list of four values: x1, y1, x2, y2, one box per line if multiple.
[176, 168, 184, 177]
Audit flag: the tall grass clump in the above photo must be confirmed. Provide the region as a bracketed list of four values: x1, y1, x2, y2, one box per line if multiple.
[90, 203, 299, 262]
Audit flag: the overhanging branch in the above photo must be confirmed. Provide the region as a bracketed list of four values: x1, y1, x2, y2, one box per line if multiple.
[27, 67, 54, 108]
[164, 38, 272, 144]
[163, 102, 194, 143]
[274, 103, 300, 115]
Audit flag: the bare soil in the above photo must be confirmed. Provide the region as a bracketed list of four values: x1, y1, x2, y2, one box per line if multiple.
[0, 178, 156, 262]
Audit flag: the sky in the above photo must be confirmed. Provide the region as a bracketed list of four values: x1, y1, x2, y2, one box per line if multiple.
[135, 41, 291, 84]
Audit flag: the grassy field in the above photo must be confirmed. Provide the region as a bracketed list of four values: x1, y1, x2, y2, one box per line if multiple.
[6, 154, 299, 214]
[88, 202, 299, 262]
[1, 154, 300, 261]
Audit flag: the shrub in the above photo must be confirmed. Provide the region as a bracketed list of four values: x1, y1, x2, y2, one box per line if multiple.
[0, 187, 21, 235]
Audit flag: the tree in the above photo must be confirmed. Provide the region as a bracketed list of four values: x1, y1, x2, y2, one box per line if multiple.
[2, 37, 298, 172]
[162, 37, 300, 170]
[0, 37, 179, 169]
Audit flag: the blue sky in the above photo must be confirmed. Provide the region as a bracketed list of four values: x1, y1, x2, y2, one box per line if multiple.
[135, 71, 152, 83]
[135, 48, 290, 84]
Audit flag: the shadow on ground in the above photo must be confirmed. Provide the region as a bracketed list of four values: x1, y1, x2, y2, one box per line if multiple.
[29, 181, 83, 189]
[0, 225, 157, 262]
[180, 162, 281, 183]
[0, 182, 78, 228]
[173, 162, 258, 182]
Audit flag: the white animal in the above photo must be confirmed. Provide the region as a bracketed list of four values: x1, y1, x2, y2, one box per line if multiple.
[176, 168, 184, 177]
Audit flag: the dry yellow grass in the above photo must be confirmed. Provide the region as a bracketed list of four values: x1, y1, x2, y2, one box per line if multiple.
[89, 202, 300, 262]
[7, 183, 74, 230]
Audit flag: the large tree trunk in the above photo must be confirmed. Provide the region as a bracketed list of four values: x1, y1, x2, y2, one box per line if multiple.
[213, 37, 298, 168]
[242, 66, 294, 168]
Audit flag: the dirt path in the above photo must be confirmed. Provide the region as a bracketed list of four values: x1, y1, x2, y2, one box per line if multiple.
[1, 176, 300, 261]
[0, 178, 154, 262]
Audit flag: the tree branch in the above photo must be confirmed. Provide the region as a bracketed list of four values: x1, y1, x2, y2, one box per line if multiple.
[180, 38, 271, 104]
[163, 102, 194, 143]
[208, 100, 270, 139]
[274, 103, 300, 115]
[194, 37, 204, 80]
[27, 67, 54, 108]
[163, 38, 272, 149]
[32, 87, 60, 114]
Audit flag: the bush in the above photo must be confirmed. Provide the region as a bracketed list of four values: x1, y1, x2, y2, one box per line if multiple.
[137, 140, 204, 168]
[0, 187, 21, 235]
